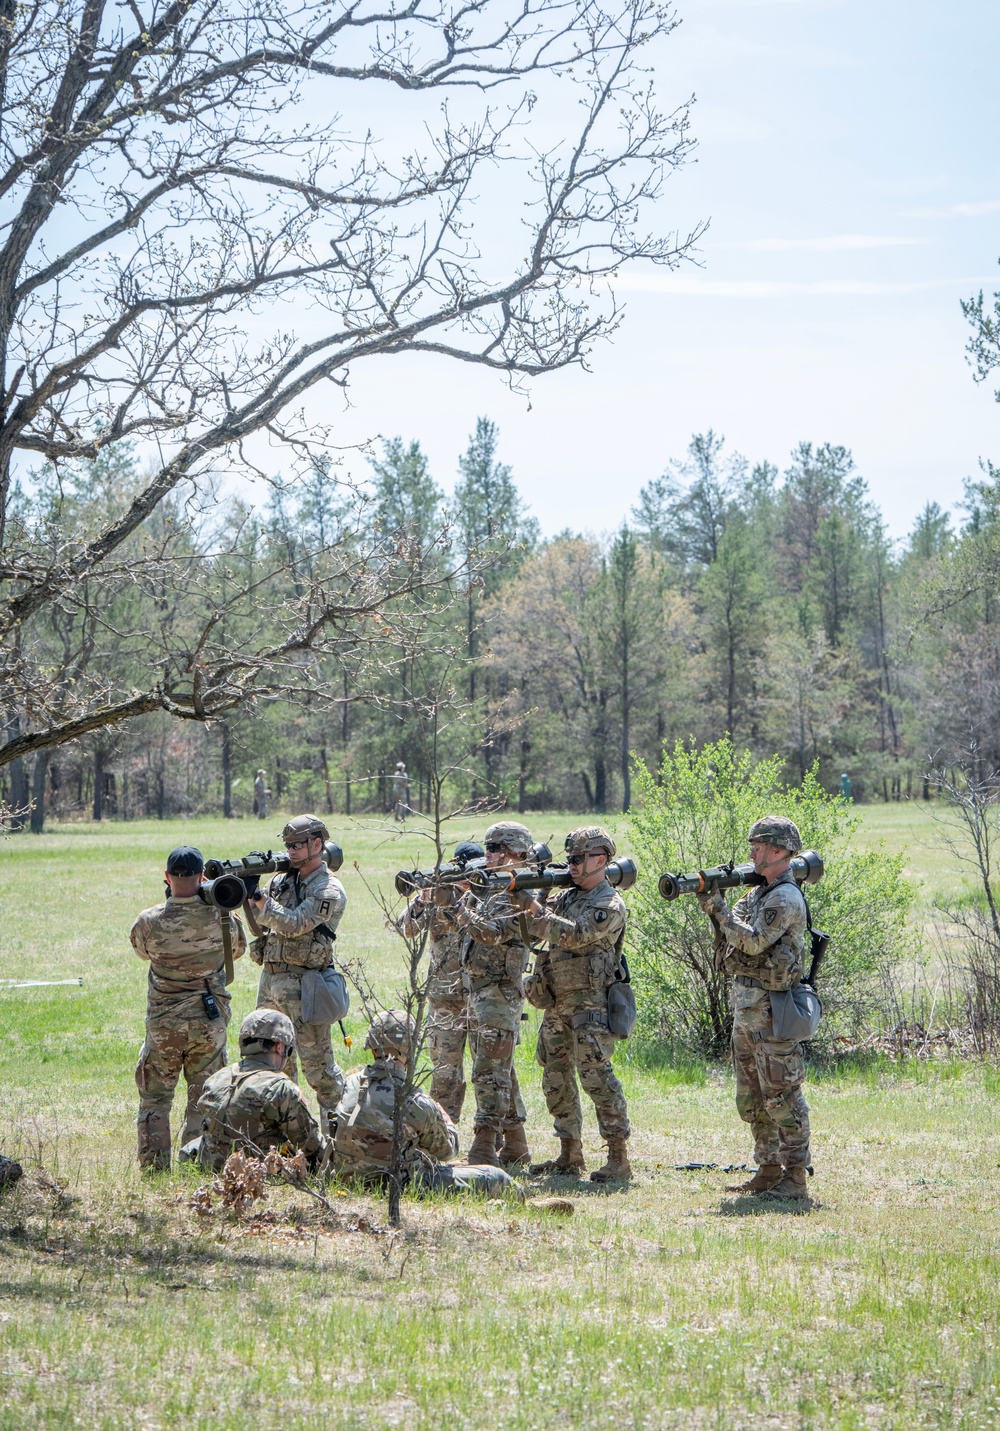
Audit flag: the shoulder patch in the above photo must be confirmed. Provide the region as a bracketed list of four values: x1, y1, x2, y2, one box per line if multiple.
[594, 909, 608, 923]
[319, 899, 331, 918]
[764, 908, 777, 926]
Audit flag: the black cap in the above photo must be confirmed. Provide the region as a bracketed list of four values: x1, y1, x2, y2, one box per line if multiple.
[453, 841, 485, 865]
[166, 846, 204, 876]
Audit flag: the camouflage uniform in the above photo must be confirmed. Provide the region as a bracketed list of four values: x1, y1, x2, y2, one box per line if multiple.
[195, 1057, 326, 1171]
[456, 885, 531, 1135]
[130, 895, 246, 1169]
[711, 871, 811, 1168]
[252, 858, 348, 1122]
[529, 879, 631, 1143]
[333, 1051, 517, 1197]
[397, 892, 473, 1121]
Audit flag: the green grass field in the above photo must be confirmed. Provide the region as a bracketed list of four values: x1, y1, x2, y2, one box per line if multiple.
[1, 805, 999, 1430]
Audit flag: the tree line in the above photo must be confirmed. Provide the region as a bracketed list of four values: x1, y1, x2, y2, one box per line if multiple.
[4, 416, 997, 828]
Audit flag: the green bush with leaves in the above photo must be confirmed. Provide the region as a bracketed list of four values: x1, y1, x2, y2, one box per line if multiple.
[626, 738, 915, 1058]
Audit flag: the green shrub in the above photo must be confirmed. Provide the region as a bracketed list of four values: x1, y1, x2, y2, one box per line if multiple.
[625, 738, 915, 1058]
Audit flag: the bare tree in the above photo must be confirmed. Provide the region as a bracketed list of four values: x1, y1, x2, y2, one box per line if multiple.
[0, 0, 702, 771]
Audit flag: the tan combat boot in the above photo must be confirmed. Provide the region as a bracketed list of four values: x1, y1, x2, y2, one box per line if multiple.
[726, 1163, 783, 1194]
[590, 1137, 633, 1183]
[764, 1165, 812, 1201]
[465, 1124, 501, 1168]
[498, 1123, 532, 1169]
[529, 1138, 586, 1176]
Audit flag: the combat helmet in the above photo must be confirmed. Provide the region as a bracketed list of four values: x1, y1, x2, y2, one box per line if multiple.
[564, 825, 616, 859]
[240, 1008, 295, 1054]
[280, 813, 329, 844]
[483, 820, 533, 854]
[748, 815, 802, 853]
[364, 1009, 416, 1058]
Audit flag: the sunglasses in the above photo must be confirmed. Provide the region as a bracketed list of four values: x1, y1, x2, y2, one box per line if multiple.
[566, 852, 591, 866]
[484, 842, 506, 853]
[284, 839, 311, 851]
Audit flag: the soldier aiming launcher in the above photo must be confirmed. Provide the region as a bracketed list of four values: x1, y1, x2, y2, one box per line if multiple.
[394, 848, 489, 897]
[466, 855, 639, 896]
[199, 842, 344, 984]
[656, 849, 823, 902]
[658, 849, 829, 988]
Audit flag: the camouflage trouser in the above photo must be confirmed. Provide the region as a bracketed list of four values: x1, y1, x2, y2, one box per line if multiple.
[427, 997, 471, 1122]
[257, 966, 346, 1119]
[468, 983, 526, 1133]
[536, 1010, 630, 1141]
[135, 1011, 228, 1169]
[732, 992, 811, 1168]
[412, 1161, 523, 1200]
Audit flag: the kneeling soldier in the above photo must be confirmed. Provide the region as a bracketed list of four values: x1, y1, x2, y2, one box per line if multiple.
[332, 1011, 520, 1198]
[527, 826, 632, 1182]
[697, 815, 812, 1200]
[191, 1009, 327, 1171]
[246, 813, 347, 1134]
[130, 845, 246, 1171]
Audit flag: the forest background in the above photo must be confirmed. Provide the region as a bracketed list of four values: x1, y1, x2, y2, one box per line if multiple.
[4, 415, 996, 830]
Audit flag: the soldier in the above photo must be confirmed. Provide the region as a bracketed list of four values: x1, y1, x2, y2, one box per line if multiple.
[455, 820, 535, 1169]
[332, 1010, 520, 1198]
[396, 840, 483, 1121]
[190, 1009, 328, 1171]
[253, 769, 270, 819]
[245, 813, 347, 1134]
[527, 826, 632, 1183]
[391, 761, 410, 821]
[697, 814, 812, 1201]
[130, 845, 246, 1171]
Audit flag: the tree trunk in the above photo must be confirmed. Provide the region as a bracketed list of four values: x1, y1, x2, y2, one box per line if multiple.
[6, 711, 28, 830]
[29, 749, 48, 833]
[93, 748, 105, 820]
[221, 721, 233, 818]
[321, 746, 334, 813]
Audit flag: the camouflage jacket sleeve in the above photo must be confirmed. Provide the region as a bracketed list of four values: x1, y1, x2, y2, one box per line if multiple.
[719, 880, 806, 962]
[456, 889, 528, 945]
[129, 905, 161, 960]
[262, 1079, 324, 1158]
[537, 883, 626, 952]
[411, 1092, 460, 1162]
[258, 870, 347, 939]
[229, 913, 248, 960]
[397, 892, 460, 942]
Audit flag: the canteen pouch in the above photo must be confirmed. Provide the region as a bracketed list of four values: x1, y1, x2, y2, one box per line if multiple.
[769, 983, 822, 1041]
[607, 951, 636, 1039]
[300, 966, 351, 1024]
[524, 969, 556, 1011]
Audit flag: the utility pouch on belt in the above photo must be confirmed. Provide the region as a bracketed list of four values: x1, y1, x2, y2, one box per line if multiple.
[300, 966, 351, 1024]
[769, 983, 821, 1040]
[607, 950, 637, 1039]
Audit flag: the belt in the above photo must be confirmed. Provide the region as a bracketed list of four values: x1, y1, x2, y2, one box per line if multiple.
[734, 975, 767, 989]
[264, 959, 331, 974]
[571, 1009, 610, 1031]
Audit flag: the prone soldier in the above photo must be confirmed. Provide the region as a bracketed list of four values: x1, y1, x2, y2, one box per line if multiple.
[245, 814, 347, 1134]
[130, 846, 246, 1171]
[332, 1010, 520, 1198]
[395, 840, 483, 1122]
[697, 815, 813, 1201]
[455, 821, 536, 1169]
[188, 1009, 328, 1171]
[527, 826, 633, 1183]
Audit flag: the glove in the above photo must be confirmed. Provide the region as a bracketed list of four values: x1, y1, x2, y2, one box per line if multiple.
[697, 888, 726, 915]
[242, 874, 261, 899]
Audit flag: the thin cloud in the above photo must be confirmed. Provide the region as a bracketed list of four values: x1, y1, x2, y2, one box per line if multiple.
[736, 235, 928, 252]
[609, 274, 996, 298]
[902, 200, 1000, 218]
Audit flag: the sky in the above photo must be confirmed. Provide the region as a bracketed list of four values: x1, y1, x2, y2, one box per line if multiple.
[306, 0, 1000, 542]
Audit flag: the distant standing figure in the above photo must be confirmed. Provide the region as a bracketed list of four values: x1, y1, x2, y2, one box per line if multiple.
[392, 761, 410, 821]
[838, 773, 853, 803]
[253, 769, 270, 819]
[130, 845, 246, 1171]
